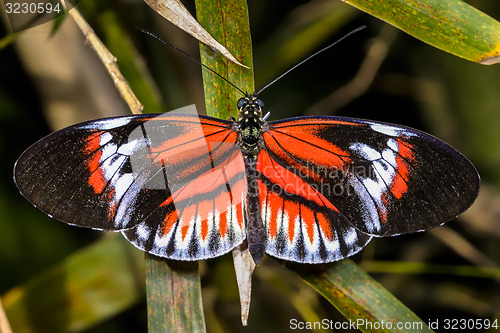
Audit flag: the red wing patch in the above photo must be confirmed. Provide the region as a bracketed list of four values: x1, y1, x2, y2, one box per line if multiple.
[257, 150, 372, 263]
[123, 149, 247, 260]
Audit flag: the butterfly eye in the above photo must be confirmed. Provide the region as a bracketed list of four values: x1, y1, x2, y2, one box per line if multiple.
[256, 98, 264, 108]
[237, 98, 246, 109]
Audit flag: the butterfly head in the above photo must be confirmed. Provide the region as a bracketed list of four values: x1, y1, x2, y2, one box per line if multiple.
[237, 93, 264, 121]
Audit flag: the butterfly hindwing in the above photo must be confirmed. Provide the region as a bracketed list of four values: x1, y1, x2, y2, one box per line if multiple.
[257, 150, 372, 263]
[122, 147, 247, 260]
[264, 116, 479, 238]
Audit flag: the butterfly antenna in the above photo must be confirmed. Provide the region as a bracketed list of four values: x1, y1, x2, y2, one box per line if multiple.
[136, 27, 246, 96]
[256, 26, 366, 95]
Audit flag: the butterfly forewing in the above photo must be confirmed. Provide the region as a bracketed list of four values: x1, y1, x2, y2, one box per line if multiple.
[15, 115, 149, 230]
[264, 116, 479, 238]
[14, 112, 243, 242]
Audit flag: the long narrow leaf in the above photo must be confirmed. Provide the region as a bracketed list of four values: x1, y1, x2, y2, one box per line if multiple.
[195, 0, 254, 120]
[194, 0, 255, 325]
[287, 259, 432, 332]
[146, 257, 205, 332]
[145, 0, 254, 330]
[343, 0, 500, 64]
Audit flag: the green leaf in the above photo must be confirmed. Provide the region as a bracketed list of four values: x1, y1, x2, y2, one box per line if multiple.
[286, 259, 432, 332]
[145, 257, 206, 332]
[2, 235, 145, 333]
[195, 0, 254, 120]
[343, 0, 500, 64]
[145, 0, 254, 331]
[195, 0, 254, 325]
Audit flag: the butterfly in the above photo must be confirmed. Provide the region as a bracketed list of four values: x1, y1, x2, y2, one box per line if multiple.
[14, 91, 480, 265]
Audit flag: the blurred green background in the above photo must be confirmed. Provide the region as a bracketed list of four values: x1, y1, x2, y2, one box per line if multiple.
[1, 0, 500, 332]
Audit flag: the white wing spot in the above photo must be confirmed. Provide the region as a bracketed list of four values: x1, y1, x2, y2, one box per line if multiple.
[137, 224, 152, 242]
[81, 118, 132, 130]
[99, 132, 113, 145]
[350, 142, 381, 161]
[301, 217, 319, 252]
[112, 173, 134, 202]
[387, 138, 399, 151]
[99, 143, 117, 165]
[117, 138, 147, 156]
[370, 123, 415, 137]
[344, 228, 358, 247]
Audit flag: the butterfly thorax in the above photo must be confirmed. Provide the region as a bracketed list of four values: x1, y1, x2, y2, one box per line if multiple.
[237, 93, 265, 158]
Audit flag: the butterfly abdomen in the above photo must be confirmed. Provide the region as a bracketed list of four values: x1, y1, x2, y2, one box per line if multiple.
[244, 156, 266, 264]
